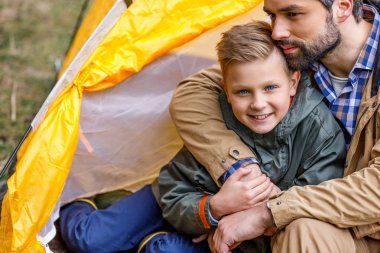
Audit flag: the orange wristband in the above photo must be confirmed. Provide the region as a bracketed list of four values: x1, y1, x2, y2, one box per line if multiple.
[198, 195, 210, 229]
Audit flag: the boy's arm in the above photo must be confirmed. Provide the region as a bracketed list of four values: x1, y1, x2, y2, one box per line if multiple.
[154, 149, 277, 235]
[210, 165, 275, 219]
[152, 147, 219, 237]
[170, 65, 255, 183]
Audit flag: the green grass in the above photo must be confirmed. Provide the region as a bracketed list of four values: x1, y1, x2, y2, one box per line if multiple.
[0, 0, 87, 178]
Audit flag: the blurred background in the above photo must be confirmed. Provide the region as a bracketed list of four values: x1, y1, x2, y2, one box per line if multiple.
[0, 0, 87, 177]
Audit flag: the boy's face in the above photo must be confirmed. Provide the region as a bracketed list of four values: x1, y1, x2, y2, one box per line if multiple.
[263, 0, 341, 70]
[224, 50, 299, 134]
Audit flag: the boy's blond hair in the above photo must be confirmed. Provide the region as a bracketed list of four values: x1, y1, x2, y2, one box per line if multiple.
[216, 20, 288, 77]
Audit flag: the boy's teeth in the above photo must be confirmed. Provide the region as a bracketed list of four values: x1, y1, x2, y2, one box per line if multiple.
[253, 114, 270, 119]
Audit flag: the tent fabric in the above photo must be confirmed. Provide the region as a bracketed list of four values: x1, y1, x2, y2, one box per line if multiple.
[0, 0, 264, 252]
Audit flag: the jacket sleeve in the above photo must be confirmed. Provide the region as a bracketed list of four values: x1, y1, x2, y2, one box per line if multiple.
[169, 65, 255, 182]
[268, 105, 380, 239]
[269, 164, 380, 233]
[291, 106, 346, 187]
[274, 164, 380, 239]
[152, 148, 220, 237]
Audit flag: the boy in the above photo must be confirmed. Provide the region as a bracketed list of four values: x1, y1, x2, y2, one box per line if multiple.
[151, 20, 346, 252]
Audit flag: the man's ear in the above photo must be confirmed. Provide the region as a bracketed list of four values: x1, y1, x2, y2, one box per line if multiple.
[290, 71, 301, 96]
[335, 0, 353, 22]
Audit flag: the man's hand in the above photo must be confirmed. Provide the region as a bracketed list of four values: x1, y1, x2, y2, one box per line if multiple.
[210, 164, 274, 219]
[269, 183, 281, 198]
[212, 202, 275, 253]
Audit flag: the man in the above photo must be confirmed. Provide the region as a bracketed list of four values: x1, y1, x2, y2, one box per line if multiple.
[170, 0, 380, 252]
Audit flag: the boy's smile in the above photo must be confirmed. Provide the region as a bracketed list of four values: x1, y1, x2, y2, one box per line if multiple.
[250, 113, 273, 120]
[224, 49, 299, 134]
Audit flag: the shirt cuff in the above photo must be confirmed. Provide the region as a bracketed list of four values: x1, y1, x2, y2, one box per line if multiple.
[208, 206, 219, 225]
[267, 192, 295, 229]
[219, 157, 260, 184]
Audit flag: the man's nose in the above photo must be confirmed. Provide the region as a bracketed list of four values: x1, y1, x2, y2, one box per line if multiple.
[271, 19, 291, 41]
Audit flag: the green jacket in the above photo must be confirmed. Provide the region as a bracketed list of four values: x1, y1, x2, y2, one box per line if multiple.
[152, 73, 346, 252]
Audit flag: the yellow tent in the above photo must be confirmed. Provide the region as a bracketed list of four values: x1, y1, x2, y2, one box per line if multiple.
[0, 0, 266, 252]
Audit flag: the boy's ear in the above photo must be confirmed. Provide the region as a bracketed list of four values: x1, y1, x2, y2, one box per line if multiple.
[290, 71, 301, 96]
[221, 79, 226, 90]
[221, 79, 230, 102]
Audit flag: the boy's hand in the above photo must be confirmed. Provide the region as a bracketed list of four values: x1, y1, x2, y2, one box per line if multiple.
[210, 166, 273, 219]
[193, 233, 208, 243]
[239, 163, 262, 181]
[243, 163, 282, 198]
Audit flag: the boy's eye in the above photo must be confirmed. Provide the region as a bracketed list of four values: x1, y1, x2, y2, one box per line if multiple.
[265, 85, 277, 91]
[238, 89, 249, 95]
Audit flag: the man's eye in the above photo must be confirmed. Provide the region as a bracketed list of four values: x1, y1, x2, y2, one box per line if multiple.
[267, 13, 275, 20]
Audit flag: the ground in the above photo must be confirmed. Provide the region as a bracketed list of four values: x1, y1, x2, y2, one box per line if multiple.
[0, 1, 87, 251]
[0, 0, 87, 177]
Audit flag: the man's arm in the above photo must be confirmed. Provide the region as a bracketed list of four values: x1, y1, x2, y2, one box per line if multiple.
[212, 145, 380, 251]
[269, 163, 380, 233]
[170, 65, 254, 182]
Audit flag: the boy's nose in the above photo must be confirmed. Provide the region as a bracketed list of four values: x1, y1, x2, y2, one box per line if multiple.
[250, 96, 266, 110]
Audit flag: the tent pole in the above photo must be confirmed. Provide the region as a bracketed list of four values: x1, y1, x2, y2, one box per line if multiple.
[125, 0, 133, 7]
[0, 125, 32, 179]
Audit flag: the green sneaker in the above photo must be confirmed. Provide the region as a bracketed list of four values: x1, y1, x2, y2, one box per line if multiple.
[94, 189, 132, 209]
[75, 196, 97, 210]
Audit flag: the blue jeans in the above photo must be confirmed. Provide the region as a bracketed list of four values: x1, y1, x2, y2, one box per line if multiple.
[143, 232, 210, 253]
[59, 185, 171, 253]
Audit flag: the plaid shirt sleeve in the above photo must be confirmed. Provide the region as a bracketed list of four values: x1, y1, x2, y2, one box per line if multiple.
[219, 157, 260, 184]
[206, 157, 260, 225]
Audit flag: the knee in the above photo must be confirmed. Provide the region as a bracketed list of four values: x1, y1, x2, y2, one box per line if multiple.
[272, 218, 354, 253]
[142, 232, 209, 253]
[60, 220, 108, 253]
[59, 202, 104, 253]
[284, 218, 319, 233]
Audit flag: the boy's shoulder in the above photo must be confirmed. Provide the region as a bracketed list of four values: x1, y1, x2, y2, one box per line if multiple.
[293, 85, 342, 140]
[288, 75, 342, 137]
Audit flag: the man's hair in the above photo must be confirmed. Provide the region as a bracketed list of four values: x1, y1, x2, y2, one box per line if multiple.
[216, 21, 288, 77]
[320, 0, 363, 22]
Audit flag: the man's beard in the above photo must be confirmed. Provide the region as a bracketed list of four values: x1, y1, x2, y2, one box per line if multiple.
[277, 14, 341, 71]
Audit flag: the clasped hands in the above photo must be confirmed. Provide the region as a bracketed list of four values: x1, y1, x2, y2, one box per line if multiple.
[194, 164, 280, 253]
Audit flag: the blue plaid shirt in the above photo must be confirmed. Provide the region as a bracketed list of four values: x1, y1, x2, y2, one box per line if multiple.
[311, 4, 380, 145]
